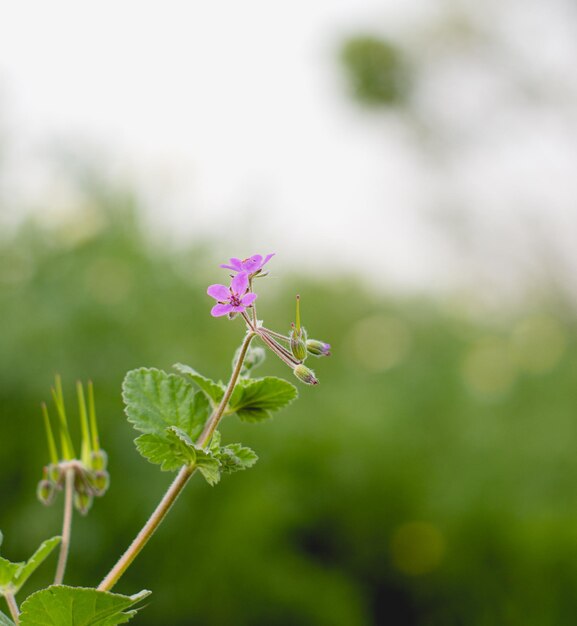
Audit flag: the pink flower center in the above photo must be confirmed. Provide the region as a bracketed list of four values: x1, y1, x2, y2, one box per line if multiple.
[229, 293, 242, 307]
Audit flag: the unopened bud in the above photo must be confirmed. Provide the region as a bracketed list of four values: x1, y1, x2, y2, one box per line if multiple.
[290, 326, 308, 361]
[88, 470, 110, 497]
[90, 449, 108, 471]
[293, 364, 319, 386]
[306, 339, 331, 357]
[74, 491, 93, 515]
[233, 344, 266, 376]
[37, 479, 55, 506]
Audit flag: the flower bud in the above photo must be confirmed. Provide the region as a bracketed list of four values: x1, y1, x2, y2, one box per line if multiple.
[293, 364, 319, 386]
[90, 449, 108, 471]
[233, 344, 266, 376]
[74, 491, 93, 515]
[290, 326, 308, 362]
[88, 470, 110, 497]
[306, 339, 331, 357]
[37, 479, 55, 506]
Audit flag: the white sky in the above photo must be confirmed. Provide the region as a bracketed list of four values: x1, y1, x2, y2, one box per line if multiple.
[1, 0, 576, 297]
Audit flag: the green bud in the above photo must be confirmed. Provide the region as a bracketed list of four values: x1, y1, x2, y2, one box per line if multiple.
[37, 479, 55, 506]
[90, 449, 108, 471]
[233, 344, 266, 377]
[88, 470, 110, 497]
[293, 364, 319, 386]
[306, 339, 331, 357]
[290, 326, 308, 361]
[74, 491, 93, 515]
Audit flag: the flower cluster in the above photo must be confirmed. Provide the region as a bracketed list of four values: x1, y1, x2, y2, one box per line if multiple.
[207, 253, 330, 385]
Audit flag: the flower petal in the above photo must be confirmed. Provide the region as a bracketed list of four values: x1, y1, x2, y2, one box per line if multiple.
[241, 255, 263, 272]
[231, 272, 249, 295]
[207, 284, 230, 301]
[211, 303, 234, 317]
[261, 253, 275, 267]
[219, 258, 243, 271]
[240, 292, 257, 306]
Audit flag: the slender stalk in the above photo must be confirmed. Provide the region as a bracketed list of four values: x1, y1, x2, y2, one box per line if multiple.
[54, 468, 75, 585]
[257, 331, 301, 367]
[97, 465, 194, 592]
[249, 277, 258, 326]
[196, 331, 255, 447]
[259, 327, 290, 342]
[5, 592, 19, 624]
[97, 331, 256, 592]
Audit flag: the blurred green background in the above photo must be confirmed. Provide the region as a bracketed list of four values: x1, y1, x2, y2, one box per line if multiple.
[1, 175, 577, 626]
[2, 8, 577, 624]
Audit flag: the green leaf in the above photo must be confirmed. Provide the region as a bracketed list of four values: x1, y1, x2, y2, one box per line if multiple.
[11, 537, 61, 594]
[173, 363, 225, 404]
[19, 586, 151, 626]
[0, 537, 60, 596]
[218, 443, 259, 474]
[0, 610, 15, 626]
[135, 426, 221, 484]
[123, 368, 209, 440]
[228, 377, 298, 422]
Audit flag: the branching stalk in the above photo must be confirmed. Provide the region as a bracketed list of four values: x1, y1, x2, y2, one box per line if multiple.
[97, 331, 256, 592]
[54, 467, 75, 585]
[5, 592, 19, 624]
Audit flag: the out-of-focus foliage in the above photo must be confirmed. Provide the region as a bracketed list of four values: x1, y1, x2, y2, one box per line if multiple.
[340, 36, 409, 107]
[2, 185, 577, 625]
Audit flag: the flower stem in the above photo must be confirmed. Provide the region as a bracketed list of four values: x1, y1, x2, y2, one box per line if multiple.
[196, 331, 255, 447]
[97, 331, 256, 592]
[54, 467, 75, 585]
[257, 331, 301, 367]
[5, 592, 19, 624]
[97, 465, 194, 592]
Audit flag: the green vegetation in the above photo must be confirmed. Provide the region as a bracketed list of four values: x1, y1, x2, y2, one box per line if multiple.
[1, 189, 576, 625]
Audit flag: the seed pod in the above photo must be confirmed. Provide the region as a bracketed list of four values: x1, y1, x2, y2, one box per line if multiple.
[37, 479, 55, 506]
[306, 339, 331, 357]
[88, 470, 110, 497]
[74, 491, 93, 515]
[48, 463, 63, 485]
[90, 449, 108, 471]
[293, 364, 319, 386]
[290, 327, 308, 362]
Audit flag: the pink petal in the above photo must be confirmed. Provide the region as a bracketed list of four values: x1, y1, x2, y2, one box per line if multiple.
[231, 304, 248, 312]
[261, 253, 275, 267]
[231, 272, 249, 295]
[207, 284, 230, 301]
[241, 255, 263, 272]
[219, 258, 243, 271]
[211, 303, 234, 317]
[240, 293, 257, 306]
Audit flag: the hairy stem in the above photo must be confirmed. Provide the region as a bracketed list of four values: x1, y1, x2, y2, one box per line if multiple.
[54, 468, 75, 585]
[5, 593, 19, 624]
[257, 331, 301, 367]
[196, 331, 255, 447]
[97, 331, 255, 592]
[97, 465, 194, 592]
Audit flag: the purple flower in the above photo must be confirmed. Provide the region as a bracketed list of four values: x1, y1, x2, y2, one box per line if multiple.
[220, 253, 275, 275]
[207, 272, 257, 317]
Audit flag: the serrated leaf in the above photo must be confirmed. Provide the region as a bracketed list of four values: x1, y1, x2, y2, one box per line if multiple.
[134, 426, 221, 485]
[0, 537, 60, 596]
[19, 586, 151, 626]
[11, 537, 61, 594]
[218, 444, 259, 474]
[173, 364, 225, 404]
[123, 368, 209, 440]
[228, 377, 298, 422]
[0, 610, 15, 626]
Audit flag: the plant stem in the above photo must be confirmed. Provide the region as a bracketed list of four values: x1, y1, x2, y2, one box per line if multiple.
[257, 331, 301, 367]
[97, 331, 255, 592]
[5, 593, 19, 624]
[97, 465, 194, 592]
[54, 467, 75, 585]
[196, 331, 255, 447]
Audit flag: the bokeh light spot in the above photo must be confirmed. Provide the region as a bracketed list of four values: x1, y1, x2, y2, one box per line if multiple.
[462, 338, 517, 397]
[511, 315, 566, 374]
[346, 314, 411, 373]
